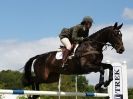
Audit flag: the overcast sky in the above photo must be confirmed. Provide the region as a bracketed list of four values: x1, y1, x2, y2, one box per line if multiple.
[0, 0, 133, 87]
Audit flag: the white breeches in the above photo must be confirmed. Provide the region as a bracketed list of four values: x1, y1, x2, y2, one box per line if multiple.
[60, 38, 72, 50]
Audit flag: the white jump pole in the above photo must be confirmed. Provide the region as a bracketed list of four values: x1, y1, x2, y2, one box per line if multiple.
[0, 90, 109, 97]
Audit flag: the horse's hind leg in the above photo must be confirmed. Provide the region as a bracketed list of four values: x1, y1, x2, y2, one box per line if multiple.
[28, 79, 40, 99]
[32, 83, 40, 99]
[27, 82, 36, 99]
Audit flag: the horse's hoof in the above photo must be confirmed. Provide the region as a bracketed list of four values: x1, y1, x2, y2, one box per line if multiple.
[28, 96, 33, 99]
[61, 67, 67, 71]
[95, 84, 101, 91]
[104, 81, 110, 87]
[33, 95, 39, 99]
[96, 87, 106, 93]
[95, 85, 106, 93]
[95, 81, 104, 90]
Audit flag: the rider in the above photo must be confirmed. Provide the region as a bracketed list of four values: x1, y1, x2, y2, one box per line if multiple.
[59, 16, 93, 65]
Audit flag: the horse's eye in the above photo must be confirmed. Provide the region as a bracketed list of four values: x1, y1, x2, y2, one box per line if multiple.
[117, 31, 122, 36]
[116, 32, 119, 35]
[119, 32, 122, 36]
[114, 30, 122, 36]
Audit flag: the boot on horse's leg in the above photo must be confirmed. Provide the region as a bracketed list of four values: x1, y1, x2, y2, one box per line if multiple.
[62, 49, 71, 67]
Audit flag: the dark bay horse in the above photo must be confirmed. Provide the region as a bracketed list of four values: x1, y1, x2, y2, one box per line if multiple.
[22, 22, 125, 99]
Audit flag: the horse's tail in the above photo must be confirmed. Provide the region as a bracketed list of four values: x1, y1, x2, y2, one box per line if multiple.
[22, 55, 39, 86]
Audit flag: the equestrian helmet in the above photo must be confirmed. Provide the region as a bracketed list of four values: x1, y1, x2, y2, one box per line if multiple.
[82, 16, 93, 23]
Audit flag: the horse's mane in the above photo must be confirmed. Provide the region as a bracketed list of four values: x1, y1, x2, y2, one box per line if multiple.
[88, 26, 113, 39]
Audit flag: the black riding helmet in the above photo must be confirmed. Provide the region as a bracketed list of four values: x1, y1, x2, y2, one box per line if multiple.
[81, 16, 93, 25]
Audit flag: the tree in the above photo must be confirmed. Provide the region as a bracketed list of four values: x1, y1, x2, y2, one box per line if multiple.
[0, 70, 23, 89]
[128, 88, 133, 99]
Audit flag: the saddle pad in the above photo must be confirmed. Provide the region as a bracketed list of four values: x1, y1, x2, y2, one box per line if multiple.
[56, 51, 63, 59]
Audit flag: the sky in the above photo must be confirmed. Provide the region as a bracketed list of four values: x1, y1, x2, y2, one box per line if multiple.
[0, 0, 132, 40]
[0, 0, 133, 87]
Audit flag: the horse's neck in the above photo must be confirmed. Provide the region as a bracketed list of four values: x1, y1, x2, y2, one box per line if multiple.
[89, 29, 109, 51]
[76, 28, 110, 56]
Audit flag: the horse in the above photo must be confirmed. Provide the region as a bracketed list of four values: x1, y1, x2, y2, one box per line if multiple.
[22, 22, 125, 99]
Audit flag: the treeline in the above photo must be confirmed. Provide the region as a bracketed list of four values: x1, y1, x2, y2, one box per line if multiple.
[0, 70, 132, 99]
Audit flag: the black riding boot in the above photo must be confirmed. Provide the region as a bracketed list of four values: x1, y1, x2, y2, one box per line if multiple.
[62, 49, 70, 67]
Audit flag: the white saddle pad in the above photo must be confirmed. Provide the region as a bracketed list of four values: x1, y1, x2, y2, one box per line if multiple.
[56, 51, 63, 59]
[55, 51, 73, 60]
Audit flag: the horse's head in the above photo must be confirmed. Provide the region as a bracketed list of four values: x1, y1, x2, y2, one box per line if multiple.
[108, 22, 125, 54]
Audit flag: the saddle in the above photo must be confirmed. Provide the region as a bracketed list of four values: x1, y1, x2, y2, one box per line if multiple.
[60, 44, 76, 56]
[56, 45, 76, 60]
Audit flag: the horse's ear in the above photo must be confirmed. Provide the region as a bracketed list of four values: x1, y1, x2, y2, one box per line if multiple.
[117, 23, 123, 30]
[114, 22, 118, 29]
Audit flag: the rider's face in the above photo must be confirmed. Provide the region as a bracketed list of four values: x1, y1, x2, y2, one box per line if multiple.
[84, 22, 92, 29]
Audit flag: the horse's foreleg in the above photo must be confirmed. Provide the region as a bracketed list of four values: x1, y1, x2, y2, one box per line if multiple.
[99, 63, 113, 87]
[103, 64, 113, 87]
[95, 66, 105, 90]
[81, 63, 105, 90]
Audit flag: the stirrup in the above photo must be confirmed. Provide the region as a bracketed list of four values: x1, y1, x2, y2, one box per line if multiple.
[62, 62, 68, 68]
[62, 63, 65, 68]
